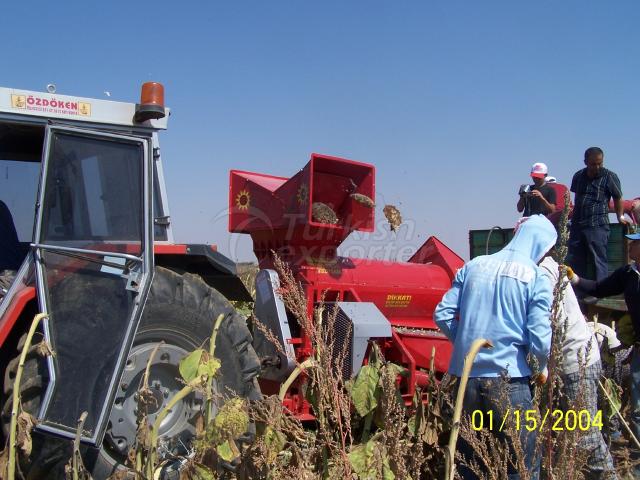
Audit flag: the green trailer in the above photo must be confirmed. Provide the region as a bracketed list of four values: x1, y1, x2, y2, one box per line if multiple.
[468, 223, 632, 318]
[469, 223, 630, 273]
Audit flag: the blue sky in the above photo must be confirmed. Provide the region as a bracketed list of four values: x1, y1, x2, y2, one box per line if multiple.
[3, 1, 639, 261]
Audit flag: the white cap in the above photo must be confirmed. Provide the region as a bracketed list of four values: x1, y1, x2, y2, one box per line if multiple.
[530, 162, 548, 178]
[546, 176, 557, 183]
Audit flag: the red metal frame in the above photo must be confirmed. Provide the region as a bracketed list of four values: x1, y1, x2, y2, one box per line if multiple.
[0, 286, 36, 348]
[154, 244, 188, 255]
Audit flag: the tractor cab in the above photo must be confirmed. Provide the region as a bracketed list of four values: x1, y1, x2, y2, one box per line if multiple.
[0, 85, 259, 480]
[0, 84, 168, 443]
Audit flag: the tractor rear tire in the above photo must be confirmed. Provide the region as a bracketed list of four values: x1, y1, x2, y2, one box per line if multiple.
[1, 266, 261, 480]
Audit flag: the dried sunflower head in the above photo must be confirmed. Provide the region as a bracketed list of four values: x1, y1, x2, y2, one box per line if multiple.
[312, 202, 338, 224]
[350, 193, 375, 208]
[383, 205, 402, 232]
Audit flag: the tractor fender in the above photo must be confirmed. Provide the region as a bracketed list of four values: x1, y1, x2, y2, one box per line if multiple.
[154, 243, 252, 302]
[0, 286, 36, 349]
[0, 262, 37, 351]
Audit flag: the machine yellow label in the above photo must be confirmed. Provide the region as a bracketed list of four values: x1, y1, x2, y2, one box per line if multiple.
[385, 294, 411, 308]
[78, 102, 92, 116]
[11, 95, 26, 108]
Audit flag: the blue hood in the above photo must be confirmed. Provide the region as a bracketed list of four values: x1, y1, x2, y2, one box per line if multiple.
[434, 214, 556, 378]
[504, 215, 558, 264]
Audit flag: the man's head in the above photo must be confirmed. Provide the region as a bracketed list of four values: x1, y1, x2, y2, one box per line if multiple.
[530, 162, 548, 186]
[584, 147, 604, 178]
[626, 233, 640, 263]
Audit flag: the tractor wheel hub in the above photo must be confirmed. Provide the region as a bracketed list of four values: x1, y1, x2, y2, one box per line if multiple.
[104, 342, 202, 458]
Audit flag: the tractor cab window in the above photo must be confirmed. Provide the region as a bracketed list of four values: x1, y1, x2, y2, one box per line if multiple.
[41, 132, 144, 254]
[0, 160, 40, 242]
[0, 122, 44, 242]
[0, 122, 44, 272]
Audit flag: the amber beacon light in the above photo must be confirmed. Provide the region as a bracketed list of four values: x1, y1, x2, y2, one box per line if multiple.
[134, 82, 166, 122]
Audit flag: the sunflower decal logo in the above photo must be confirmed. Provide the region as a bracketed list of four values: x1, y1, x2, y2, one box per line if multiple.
[11, 95, 26, 109]
[297, 183, 308, 206]
[235, 190, 251, 211]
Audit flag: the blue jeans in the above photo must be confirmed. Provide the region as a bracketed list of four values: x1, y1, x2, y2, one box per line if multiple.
[457, 377, 539, 480]
[562, 363, 617, 479]
[568, 225, 610, 281]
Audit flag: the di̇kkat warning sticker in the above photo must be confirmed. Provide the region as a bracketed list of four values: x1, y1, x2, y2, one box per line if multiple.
[385, 294, 412, 308]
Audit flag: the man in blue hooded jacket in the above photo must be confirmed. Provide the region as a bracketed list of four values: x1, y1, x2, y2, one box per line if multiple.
[435, 214, 556, 480]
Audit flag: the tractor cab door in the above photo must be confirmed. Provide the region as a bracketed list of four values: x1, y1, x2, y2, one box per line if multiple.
[32, 125, 154, 445]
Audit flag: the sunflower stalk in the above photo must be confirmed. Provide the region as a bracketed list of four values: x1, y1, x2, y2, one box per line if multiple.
[7, 312, 47, 480]
[445, 338, 493, 480]
[146, 381, 198, 479]
[205, 313, 226, 425]
[71, 411, 88, 480]
[135, 341, 163, 477]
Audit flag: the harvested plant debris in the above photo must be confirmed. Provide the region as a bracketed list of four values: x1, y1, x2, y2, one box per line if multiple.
[312, 202, 338, 224]
[350, 193, 375, 208]
[383, 205, 402, 231]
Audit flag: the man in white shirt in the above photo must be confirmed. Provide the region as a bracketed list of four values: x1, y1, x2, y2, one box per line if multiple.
[539, 255, 617, 480]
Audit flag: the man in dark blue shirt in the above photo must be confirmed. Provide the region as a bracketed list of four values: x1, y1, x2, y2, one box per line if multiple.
[568, 147, 630, 281]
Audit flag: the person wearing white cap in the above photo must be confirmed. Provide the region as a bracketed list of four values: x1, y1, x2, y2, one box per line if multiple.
[517, 162, 557, 217]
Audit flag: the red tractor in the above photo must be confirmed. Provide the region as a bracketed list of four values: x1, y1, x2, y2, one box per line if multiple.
[0, 84, 460, 478]
[0, 83, 261, 477]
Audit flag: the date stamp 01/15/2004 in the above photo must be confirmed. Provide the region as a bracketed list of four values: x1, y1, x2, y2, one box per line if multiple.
[471, 409, 604, 432]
